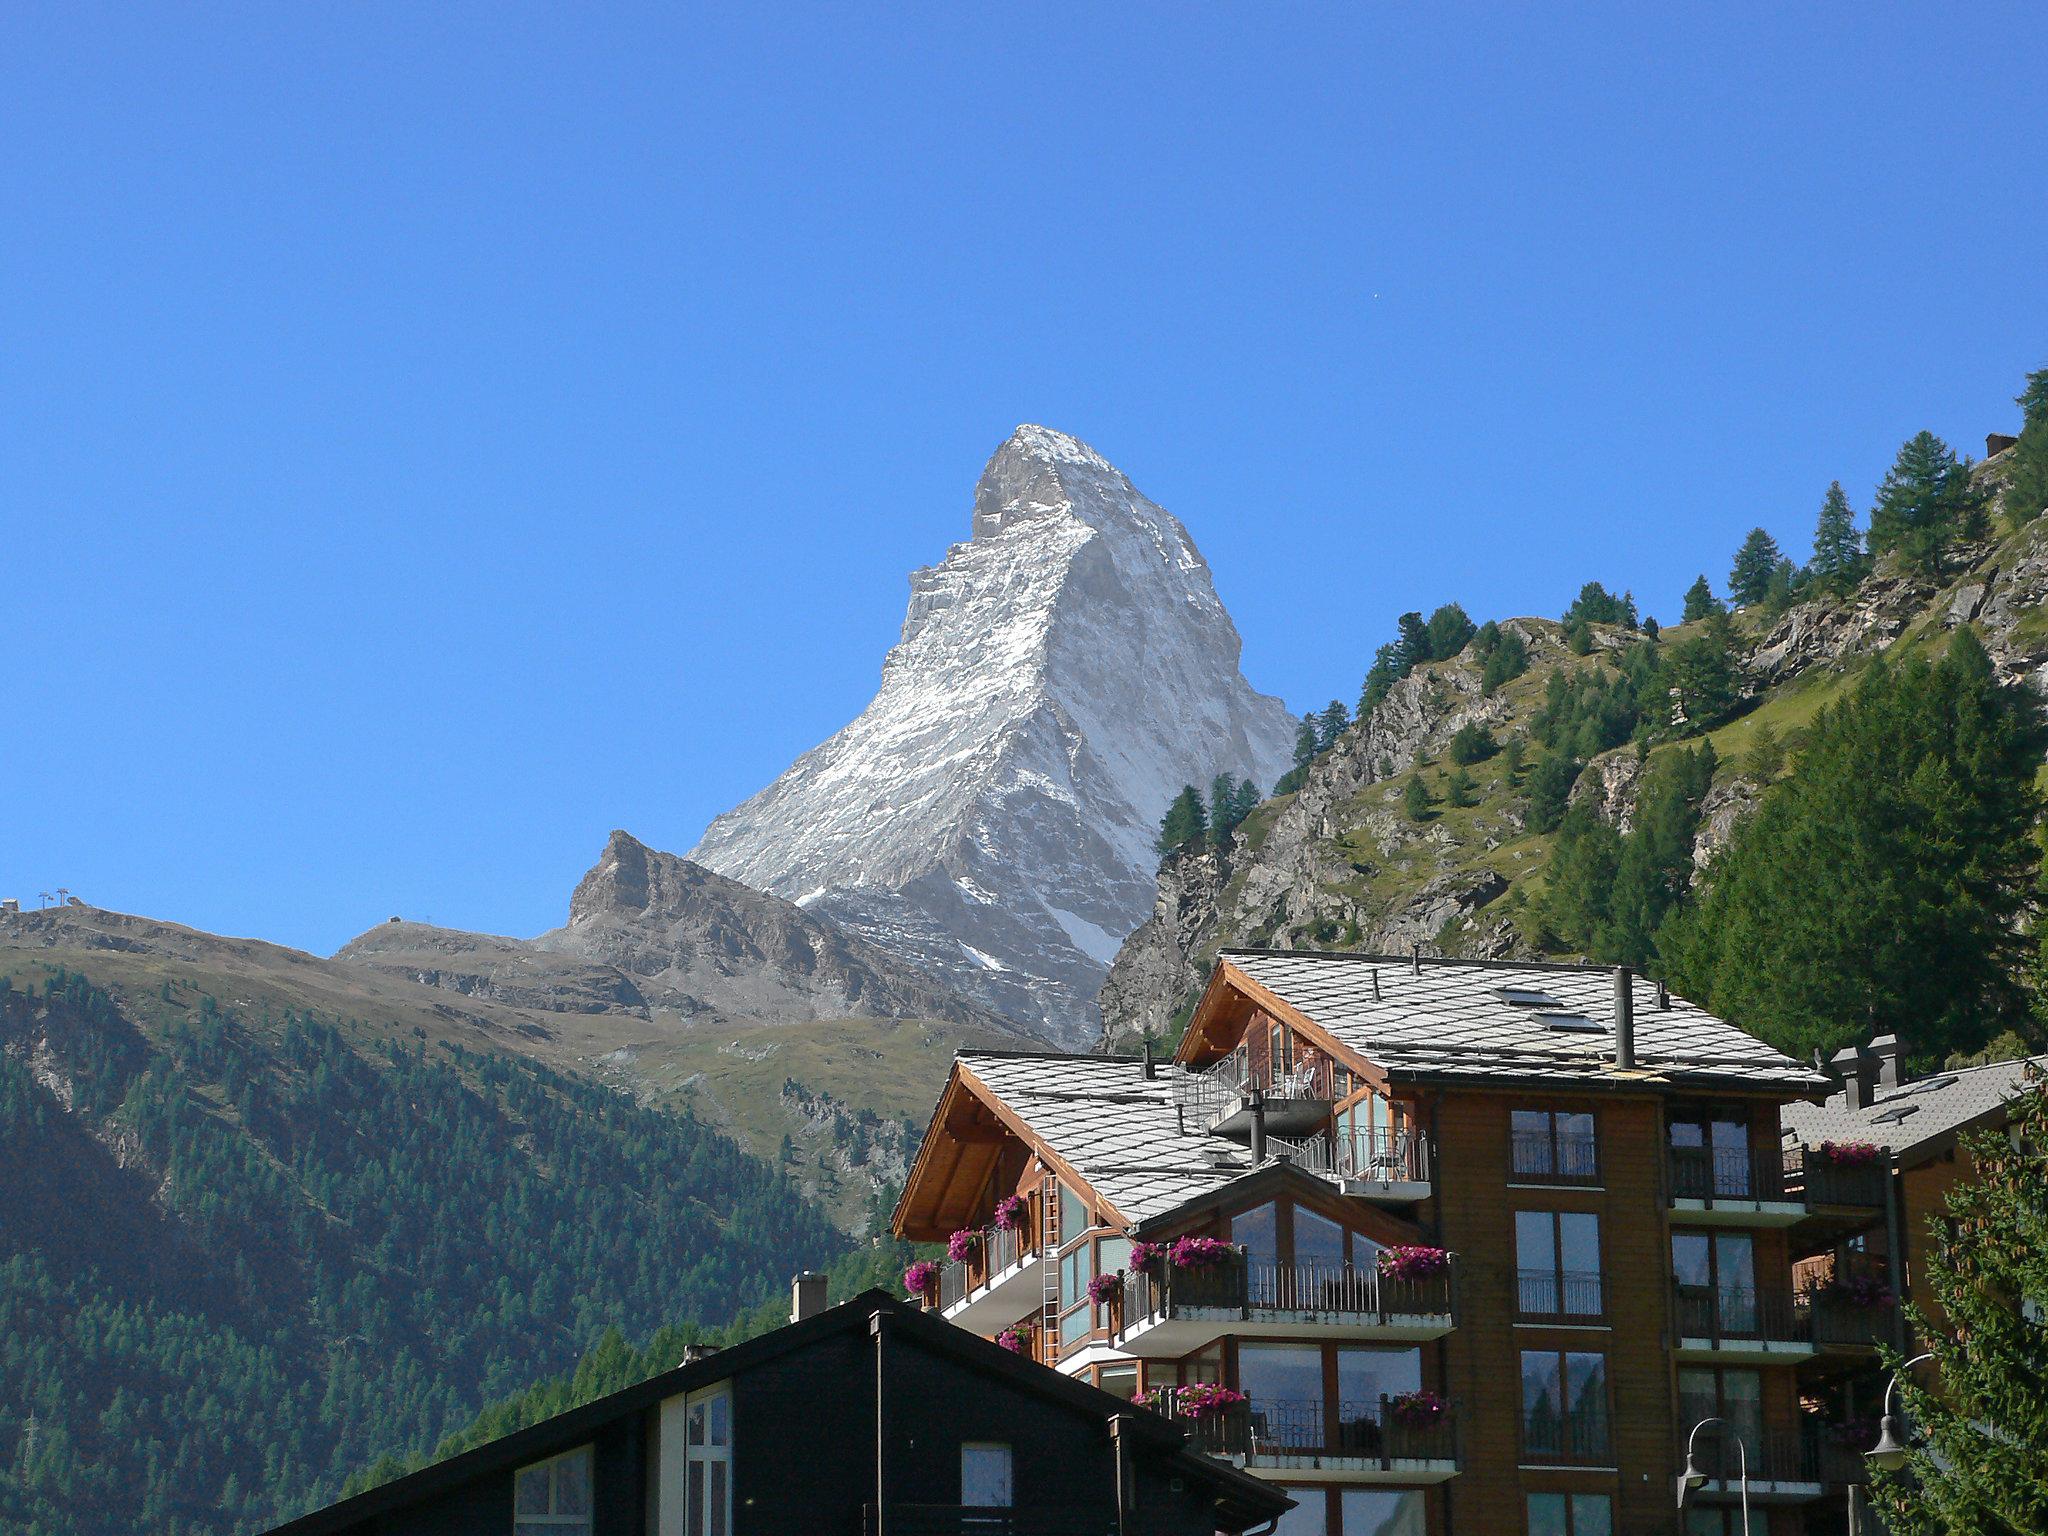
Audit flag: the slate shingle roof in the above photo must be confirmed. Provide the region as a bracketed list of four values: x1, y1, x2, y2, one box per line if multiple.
[1781, 1053, 2048, 1160]
[1223, 950, 1830, 1095]
[957, 1050, 1255, 1224]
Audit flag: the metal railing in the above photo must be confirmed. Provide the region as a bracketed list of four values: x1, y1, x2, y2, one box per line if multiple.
[1673, 1425, 1822, 1488]
[1668, 1144, 1792, 1203]
[1120, 1255, 1455, 1335]
[1520, 1404, 1612, 1464]
[1800, 1281, 1898, 1347]
[939, 1223, 1027, 1311]
[1510, 1129, 1600, 1185]
[1672, 1284, 1812, 1345]
[1264, 1128, 1432, 1184]
[1515, 1268, 1607, 1322]
[1185, 1395, 1459, 1466]
[1170, 1047, 1334, 1135]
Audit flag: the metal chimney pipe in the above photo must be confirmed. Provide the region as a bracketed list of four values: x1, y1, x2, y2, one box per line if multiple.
[1613, 967, 1635, 1071]
[1141, 1035, 1155, 1080]
[1249, 1086, 1267, 1164]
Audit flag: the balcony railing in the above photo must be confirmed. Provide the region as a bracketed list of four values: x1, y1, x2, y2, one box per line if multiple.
[1120, 1254, 1456, 1335]
[1264, 1129, 1433, 1186]
[938, 1223, 1029, 1312]
[1515, 1268, 1607, 1323]
[1800, 1284, 1898, 1348]
[1171, 1047, 1334, 1136]
[1520, 1406, 1613, 1465]
[1784, 1145, 1890, 1209]
[1673, 1426, 1822, 1491]
[1669, 1145, 1794, 1204]
[1510, 1130, 1600, 1186]
[1186, 1396, 1459, 1467]
[1673, 1285, 1812, 1346]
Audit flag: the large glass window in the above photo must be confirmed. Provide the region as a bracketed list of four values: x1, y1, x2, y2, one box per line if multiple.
[1678, 1367, 1763, 1457]
[1058, 1183, 1088, 1244]
[684, 1386, 731, 1536]
[960, 1442, 1012, 1507]
[1670, 1109, 1754, 1197]
[513, 1446, 591, 1536]
[1233, 1201, 1279, 1268]
[1516, 1210, 1603, 1316]
[1294, 1206, 1345, 1271]
[1273, 1487, 1327, 1536]
[1342, 1488, 1426, 1535]
[1673, 1231, 1758, 1336]
[1520, 1350, 1608, 1462]
[1240, 1342, 1324, 1449]
[1527, 1493, 1611, 1536]
[1512, 1109, 1598, 1182]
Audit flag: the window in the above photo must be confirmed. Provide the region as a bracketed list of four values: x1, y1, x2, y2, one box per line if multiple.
[1097, 1364, 1138, 1400]
[1294, 1206, 1345, 1271]
[684, 1386, 731, 1536]
[1520, 1350, 1608, 1463]
[1272, 1487, 1327, 1536]
[1239, 1342, 1324, 1449]
[513, 1446, 591, 1535]
[1670, 1109, 1754, 1197]
[1516, 1210, 1603, 1317]
[960, 1443, 1012, 1507]
[1678, 1367, 1762, 1457]
[1526, 1493, 1612, 1536]
[1233, 1201, 1278, 1268]
[1672, 1231, 1758, 1336]
[1342, 1488, 1426, 1534]
[1512, 1109, 1598, 1183]
[1336, 1346, 1421, 1445]
[1058, 1183, 1088, 1244]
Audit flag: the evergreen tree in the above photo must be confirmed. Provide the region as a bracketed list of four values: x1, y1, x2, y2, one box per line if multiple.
[1728, 528, 1783, 607]
[1565, 618, 1594, 656]
[1501, 735, 1526, 782]
[1869, 1071, 2048, 1536]
[1664, 613, 1739, 732]
[1540, 804, 1621, 954]
[1470, 620, 1502, 659]
[1602, 742, 1715, 967]
[1359, 642, 1403, 718]
[1563, 581, 1634, 628]
[1424, 602, 1477, 661]
[1810, 481, 1866, 593]
[1395, 611, 1432, 670]
[1155, 784, 1208, 856]
[1663, 630, 2046, 1064]
[1681, 575, 1724, 623]
[1480, 630, 1529, 695]
[1402, 773, 1432, 822]
[1292, 716, 1318, 768]
[1524, 751, 1581, 834]
[1743, 723, 1786, 781]
[1445, 766, 1477, 809]
[1869, 431, 1992, 573]
[2006, 364, 2048, 525]
[1449, 722, 1497, 765]
[1208, 774, 1260, 844]
[1316, 700, 1350, 751]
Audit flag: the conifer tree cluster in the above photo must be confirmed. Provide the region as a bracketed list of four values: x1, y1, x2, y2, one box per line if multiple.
[1357, 603, 1480, 719]
[2006, 365, 2048, 524]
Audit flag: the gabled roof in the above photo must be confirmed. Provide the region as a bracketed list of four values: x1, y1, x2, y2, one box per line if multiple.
[1782, 1053, 2048, 1164]
[263, 1288, 1290, 1535]
[1206, 950, 1830, 1097]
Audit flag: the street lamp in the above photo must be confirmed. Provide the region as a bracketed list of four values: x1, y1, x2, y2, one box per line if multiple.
[1865, 1351, 1937, 1473]
[1677, 1416, 1749, 1533]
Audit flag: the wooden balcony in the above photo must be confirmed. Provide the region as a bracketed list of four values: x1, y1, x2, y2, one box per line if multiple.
[1187, 1396, 1461, 1483]
[1116, 1256, 1455, 1357]
[938, 1223, 1040, 1332]
[1667, 1146, 1807, 1225]
[1514, 1268, 1607, 1324]
[1799, 1280, 1899, 1353]
[1671, 1284, 1817, 1363]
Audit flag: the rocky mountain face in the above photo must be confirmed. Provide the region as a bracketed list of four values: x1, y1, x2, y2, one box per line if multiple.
[1101, 508, 2048, 1050]
[691, 425, 1296, 1043]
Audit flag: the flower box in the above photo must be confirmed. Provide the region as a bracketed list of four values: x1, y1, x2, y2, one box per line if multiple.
[1086, 1271, 1123, 1307]
[1176, 1382, 1249, 1420]
[946, 1227, 984, 1263]
[992, 1194, 1028, 1232]
[1831, 1274, 1895, 1309]
[996, 1324, 1033, 1356]
[1388, 1390, 1446, 1429]
[1128, 1240, 1165, 1275]
[1818, 1140, 1882, 1167]
[1378, 1244, 1450, 1281]
[903, 1260, 941, 1302]
[1167, 1235, 1239, 1270]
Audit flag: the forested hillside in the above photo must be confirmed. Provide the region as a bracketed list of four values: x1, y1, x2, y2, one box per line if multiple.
[1106, 366, 2048, 1074]
[0, 970, 844, 1536]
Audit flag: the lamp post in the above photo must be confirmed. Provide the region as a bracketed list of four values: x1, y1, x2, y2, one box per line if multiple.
[1676, 1416, 1749, 1533]
[1865, 1350, 1937, 1472]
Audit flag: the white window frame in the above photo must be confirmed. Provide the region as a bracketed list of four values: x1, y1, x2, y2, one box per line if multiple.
[513, 1444, 593, 1533]
[684, 1384, 732, 1536]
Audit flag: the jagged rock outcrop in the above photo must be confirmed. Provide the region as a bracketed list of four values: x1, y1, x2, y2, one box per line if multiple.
[336, 921, 650, 1014]
[690, 425, 1295, 1043]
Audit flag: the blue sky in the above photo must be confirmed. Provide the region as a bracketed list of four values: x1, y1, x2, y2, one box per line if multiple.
[4, 3, 2043, 954]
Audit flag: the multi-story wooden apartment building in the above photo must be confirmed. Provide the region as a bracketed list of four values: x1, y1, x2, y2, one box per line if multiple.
[895, 950, 1844, 1536]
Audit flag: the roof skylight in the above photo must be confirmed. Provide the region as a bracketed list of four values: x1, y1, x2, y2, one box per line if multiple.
[1535, 1011, 1606, 1033]
[1495, 986, 1564, 1009]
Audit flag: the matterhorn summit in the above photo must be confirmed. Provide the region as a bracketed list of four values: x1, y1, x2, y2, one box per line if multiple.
[690, 425, 1296, 1041]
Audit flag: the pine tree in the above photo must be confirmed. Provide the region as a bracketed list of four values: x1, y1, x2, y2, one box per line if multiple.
[1869, 1071, 2048, 1536]
[1664, 613, 1739, 732]
[1395, 612, 1431, 671]
[1681, 575, 1724, 623]
[1565, 618, 1594, 655]
[1481, 630, 1529, 695]
[1402, 774, 1432, 822]
[1359, 642, 1403, 718]
[1424, 603, 1477, 662]
[1743, 723, 1785, 780]
[1445, 766, 1477, 808]
[1563, 582, 1633, 628]
[1524, 751, 1581, 834]
[1155, 784, 1208, 857]
[1663, 630, 2046, 1064]
[1728, 528, 1783, 607]
[1810, 481, 1866, 593]
[2006, 365, 2048, 526]
[1292, 716, 1318, 768]
[1449, 722, 1496, 765]
[1869, 431, 1992, 573]
[1316, 700, 1350, 751]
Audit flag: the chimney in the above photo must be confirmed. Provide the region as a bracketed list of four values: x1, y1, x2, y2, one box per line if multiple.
[1248, 1086, 1267, 1164]
[1141, 1035, 1155, 1080]
[1656, 979, 1670, 1011]
[790, 1270, 828, 1323]
[1612, 967, 1635, 1071]
[1869, 1033, 1905, 1089]
[1988, 432, 2019, 457]
[1832, 1045, 1877, 1110]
